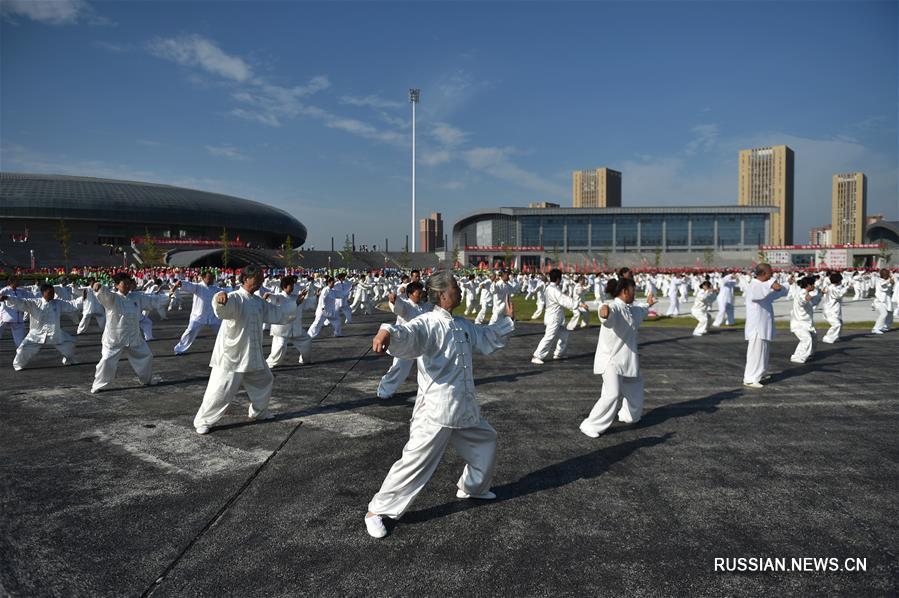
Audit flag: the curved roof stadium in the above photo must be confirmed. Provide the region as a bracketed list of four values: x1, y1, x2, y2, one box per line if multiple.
[0, 172, 306, 247]
[865, 220, 899, 247]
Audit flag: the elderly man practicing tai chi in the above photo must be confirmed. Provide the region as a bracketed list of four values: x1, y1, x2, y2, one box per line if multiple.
[531, 268, 587, 365]
[742, 263, 787, 388]
[579, 278, 656, 438]
[1, 284, 83, 370]
[171, 271, 224, 355]
[364, 270, 515, 539]
[193, 266, 298, 435]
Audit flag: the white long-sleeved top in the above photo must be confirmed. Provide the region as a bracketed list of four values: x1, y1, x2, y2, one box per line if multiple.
[314, 285, 339, 318]
[179, 280, 224, 325]
[4, 296, 82, 344]
[789, 287, 821, 331]
[0, 287, 33, 323]
[821, 284, 848, 318]
[390, 296, 432, 325]
[97, 287, 169, 349]
[268, 289, 316, 338]
[542, 282, 580, 326]
[210, 287, 290, 372]
[744, 279, 788, 341]
[593, 298, 650, 377]
[691, 289, 717, 316]
[873, 277, 895, 311]
[381, 306, 514, 428]
[717, 275, 737, 304]
[78, 286, 104, 315]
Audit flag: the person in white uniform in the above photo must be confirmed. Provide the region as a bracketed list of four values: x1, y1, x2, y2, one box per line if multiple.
[742, 264, 787, 388]
[1, 283, 82, 370]
[579, 278, 656, 438]
[193, 265, 295, 434]
[364, 271, 515, 539]
[531, 268, 586, 364]
[0, 277, 33, 348]
[376, 280, 431, 399]
[691, 280, 716, 337]
[265, 275, 317, 367]
[76, 278, 106, 334]
[488, 270, 517, 325]
[463, 274, 479, 315]
[474, 275, 494, 325]
[821, 272, 848, 344]
[172, 271, 224, 354]
[530, 275, 547, 320]
[90, 273, 171, 394]
[665, 275, 681, 316]
[307, 276, 342, 338]
[789, 276, 821, 364]
[712, 272, 738, 327]
[871, 268, 894, 334]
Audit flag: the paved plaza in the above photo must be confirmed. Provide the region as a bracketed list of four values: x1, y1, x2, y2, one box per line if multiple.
[1, 309, 897, 597]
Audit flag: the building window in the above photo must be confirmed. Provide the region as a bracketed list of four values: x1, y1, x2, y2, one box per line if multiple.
[567, 218, 589, 248]
[616, 216, 638, 250]
[590, 216, 613, 248]
[520, 217, 541, 246]
[639, 217, 662, 248]
[717, 216, 741, 247]
[691, 215, 715, 246]
[666, 216, 689, 247]
[744, 215, 766, 246]
[543, 218, 565, 249]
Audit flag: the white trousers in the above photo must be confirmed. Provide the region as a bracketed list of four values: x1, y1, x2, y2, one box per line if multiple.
[743, 336, 770, 384]
[368, 416, 497, 519]
[533, 321, 569, 360]
[139, 315, 154, 341]
[77, 312, 105, 335]
[14, 339, 76, 370]
[92, 341, 153, 392]
[342, 303, 353, 324]
[0, 321, 26, 347]
[531, 298, 545, 320]
[822, 312, 841, 344]
[713, 302, 735, 327]
[566, 307, 588, 330]
[580, 367, 644, 436]
[790, 326, 816, 363]
[666, 296, 680, 316]
[174, 319, 220, 354]
[692, 310, 710, 336]
[873, 302, 893, 332]
[266, 333, 312, 368]
[307, 311, 342, 338]
[488, 303, 508, 325]
[193, 366, 274, 429]
[474, 301, 490, 325]
[464, 292, 478, 315]
[377, 357, 415, 398]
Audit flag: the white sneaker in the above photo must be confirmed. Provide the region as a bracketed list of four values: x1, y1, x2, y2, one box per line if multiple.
[579, 424, 600, 438]
[250, 412, 275, 421]
[456, 489, 496, 500]
[743, 381, 764, 389]
[365, 514, 387, 538]
[552, 354, 564, 360]
[790, 358, 806, 364]
[196, 426, 211, 435]
[530, 357, 544, 365]
[871, 330, 884, 335]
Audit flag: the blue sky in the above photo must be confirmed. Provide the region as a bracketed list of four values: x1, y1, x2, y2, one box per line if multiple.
[2, 0, 897, 249]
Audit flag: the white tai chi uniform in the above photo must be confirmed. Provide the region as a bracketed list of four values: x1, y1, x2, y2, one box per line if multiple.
[665, 277, 681, 316]
[368, 306, 514, 519]
[821, 283, 848, 344]
[712, 274, 737, 327]
[533, 282, 581, 361]
[307, 285, 342, 338]
[193, 287, 290, 430]
[580, 298, 650, 436]
[91, 287, 169, 393]
[488, 279, 517, 325]
[173, 280, 224, 354]
[463, 280, 479, 315]
[377, 296, 431, 399]
[566, 282, 590, 330]
[266, 289, 317, 367]
[742, 279, 787, 385]
[872, 276, 894, 333]
[789, 286, 820, 363]
[334, 280, 354, 324]
[530, 279, 546, 320]
[76, 286, 106, 334]
[0, 286, 33, 348]
[4, 295, 81, 370]
[691, 288, 716, 336]
[474, 281, 492, 325]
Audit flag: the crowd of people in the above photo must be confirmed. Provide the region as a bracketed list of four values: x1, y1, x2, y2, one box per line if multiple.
[1, 263, 896, 538]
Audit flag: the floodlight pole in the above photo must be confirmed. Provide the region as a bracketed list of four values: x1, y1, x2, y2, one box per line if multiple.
[409, 88, 420, 253]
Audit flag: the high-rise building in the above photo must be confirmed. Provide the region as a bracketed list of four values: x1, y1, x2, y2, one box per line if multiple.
[419, 212, 443, 252]
[809, 224, 832, 246]
[738, 145, 794, 245]
[831, 173, 867, 245]
[528, 201, 560, 209]
[572, 168, 622, 208]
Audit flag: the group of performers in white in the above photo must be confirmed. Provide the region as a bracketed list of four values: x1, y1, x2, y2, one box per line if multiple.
[1, 263, 896, 538]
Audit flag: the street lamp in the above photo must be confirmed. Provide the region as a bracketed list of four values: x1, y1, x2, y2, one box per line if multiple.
[409, 88, 420, 253]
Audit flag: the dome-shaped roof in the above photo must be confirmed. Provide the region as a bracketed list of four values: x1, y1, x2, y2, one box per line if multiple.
[0, 172, 306, 243]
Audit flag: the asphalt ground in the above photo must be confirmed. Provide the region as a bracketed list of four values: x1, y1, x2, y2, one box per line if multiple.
[1, 307, 897, 597]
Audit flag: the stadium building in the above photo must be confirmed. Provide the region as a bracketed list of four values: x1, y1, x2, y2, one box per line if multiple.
[452, 206, 778, 270]
[0, 173, 306, 268]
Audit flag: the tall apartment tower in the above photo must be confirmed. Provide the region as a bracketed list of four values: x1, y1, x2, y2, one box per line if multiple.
[831, 172, 867, 245]
[419, 212, 444, 252]
[738, 145, 794, 245]
[572, 168, 622, 208]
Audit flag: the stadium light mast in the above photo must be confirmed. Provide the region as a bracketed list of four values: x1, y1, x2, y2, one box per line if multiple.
[409, 88, 420, 253]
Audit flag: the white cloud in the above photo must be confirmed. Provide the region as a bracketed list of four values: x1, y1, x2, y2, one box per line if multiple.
[148, 34, 253, 82]
[420, 149, 452, 167]
[1, 0, 99, 25]
[462, 146, 567, 197]
[92, 40, 130, 53]
[339, 94, 404, 109]
[205, 144, 250, 161]
[684, 124, 720, 156]
[430, 122, 469, 147]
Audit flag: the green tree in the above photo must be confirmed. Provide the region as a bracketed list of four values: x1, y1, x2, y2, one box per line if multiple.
[703, 248, 714, 269]
[141, 227, 162, 266]
[878, 242, 892, 266]
[502, 243, 514, 269]
[450, 246, 461, 270]
[757, 249, 768, 264]
[283, 235, 294, 268]
[339, 235, 353, 269]
[653, 246, 663, 268]
[220, 228, 230, 268]
[57, 219, 71, 271]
